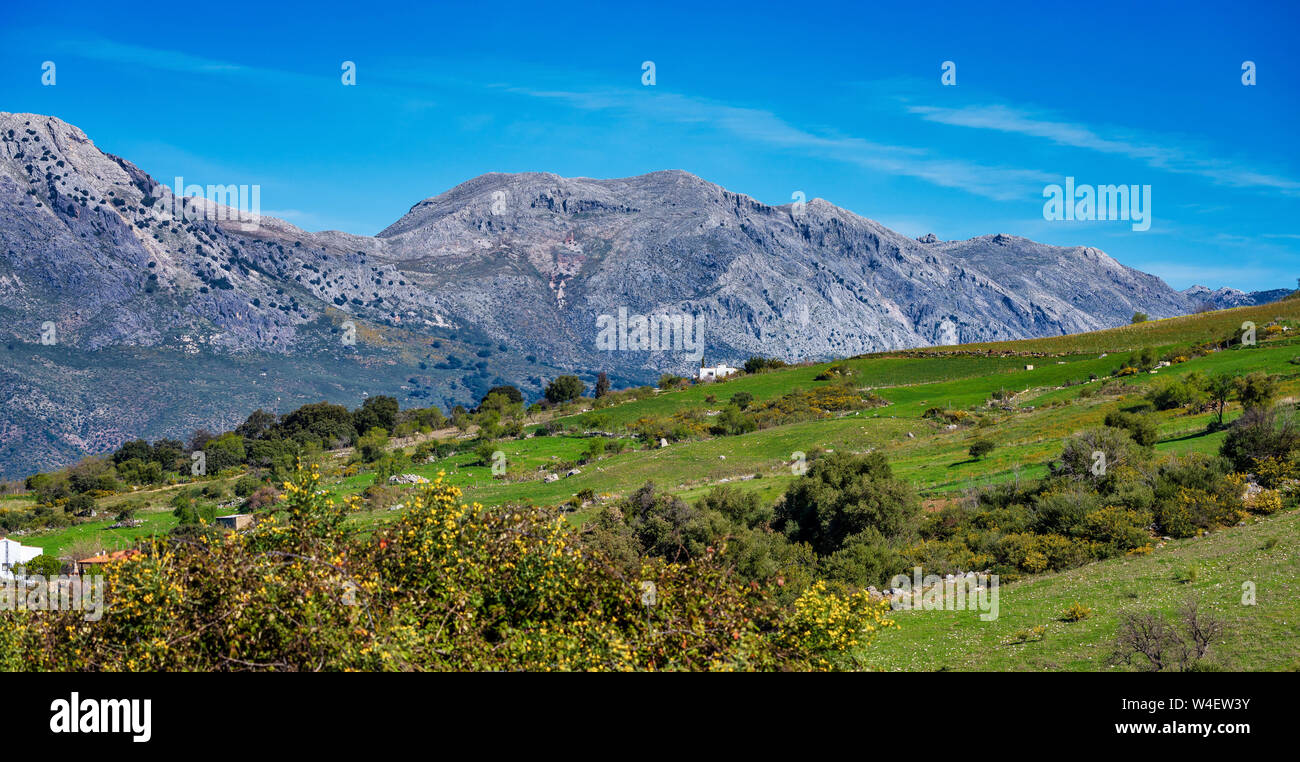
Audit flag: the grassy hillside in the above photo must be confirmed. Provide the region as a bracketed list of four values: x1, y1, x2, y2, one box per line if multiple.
[863, 507, 1300, 672]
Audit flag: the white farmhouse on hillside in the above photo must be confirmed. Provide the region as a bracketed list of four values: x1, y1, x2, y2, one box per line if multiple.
[0, 537, 43, 577]
[698, 362, 738, 382]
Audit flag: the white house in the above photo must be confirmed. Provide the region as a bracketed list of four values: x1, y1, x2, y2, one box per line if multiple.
[0, 537, 43, 577]
[698, 363, 738, 382]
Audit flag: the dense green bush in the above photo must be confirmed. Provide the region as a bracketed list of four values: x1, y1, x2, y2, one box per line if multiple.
[1147, 379, 1203, 411]
[1220, 407, 1298, 472]
[1104, 410, 1160, 447]
[1052, 427, 1142, 482]
[774, 452, 920, 556]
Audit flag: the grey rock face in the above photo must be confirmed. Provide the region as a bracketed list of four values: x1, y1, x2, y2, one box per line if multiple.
[0, 112, 1251, 476]
[1181, 284, 1292, 310]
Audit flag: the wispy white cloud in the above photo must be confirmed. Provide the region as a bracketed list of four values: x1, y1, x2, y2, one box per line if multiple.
[63, 39, 279, 79]
[509, 87, 1053, 201]
[908, 103, 1300, 195]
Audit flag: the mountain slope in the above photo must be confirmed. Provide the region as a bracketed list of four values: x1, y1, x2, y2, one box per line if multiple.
[374, 170, 1196, 364]
[0, 111, 1241, 477]
[1182, 284, 1293, 310]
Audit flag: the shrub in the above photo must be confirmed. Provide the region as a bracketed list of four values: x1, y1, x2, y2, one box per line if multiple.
[1007, 625, 1047, 644]
[17, 555, 64, 576]
[1081, 505, 1153, 552]
[233, 474, 264, 498]
[777, 581, 897, 669]
[1156, 487, 1236, 538]
[814, 364, 852, 381]
[1062, 602, 1093, 622]
[1053, 427, 1143, 482]
[3, 464, 908, 671]
[1147, 379, 1202, 411]
[1252, 456, 1296, 488]
[581, 437, 606, 463]
[968, 439, 995, 459]
[243, 485, 281, 511]
[1234, 372, 1278, 411]
[1246, 488, 1283, 515]
[1103, 410, 1159, 447]
[1220, 407, 1299, 472]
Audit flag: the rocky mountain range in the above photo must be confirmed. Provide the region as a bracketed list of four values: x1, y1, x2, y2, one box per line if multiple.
[1180, 284, 1292, 311]
[0, 112, 1286, 478]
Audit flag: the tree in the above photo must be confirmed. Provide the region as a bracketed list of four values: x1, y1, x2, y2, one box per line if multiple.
[744, 356, 787, 374]
[545, 375, 585, 404]
[774, 452, 920, 555]
[1147, 379, 1202, 411]
[594, 372, 611, 399]
[581, 437, 606, 463]
[1131, 312, 1149, 324]
[188, 428, 215, 452]
[67, 456, 118, 494]
[473, 441, 500, 468]
[1128, 347, 1159, 371]
[476, 391, 523, 421]
[968, 438, 995, 459]
[66, 493, 96, 516]
[479, 385, 523, 408]
[203, 433, 247, 473]
[235, 409, 279, 440]
[280, 402, 356, 447]
[1206, 373, 1236, 427]
[449, 405, 471, 433]
[111, 439, 152, 465]
[352, 395, 399, 435]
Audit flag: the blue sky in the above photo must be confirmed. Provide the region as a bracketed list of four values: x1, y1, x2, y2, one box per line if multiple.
[2, 0, 1297, 291]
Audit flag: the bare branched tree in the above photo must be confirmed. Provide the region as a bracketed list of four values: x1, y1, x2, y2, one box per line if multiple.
[1110, 598, 1226, 672]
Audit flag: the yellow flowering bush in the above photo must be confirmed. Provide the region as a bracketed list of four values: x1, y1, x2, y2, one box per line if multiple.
[1246, 487, 1283, 515]
[1, 464, 895, 671]
[778, 581, 897, 669]
[1252, 456, 1296, 490]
